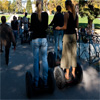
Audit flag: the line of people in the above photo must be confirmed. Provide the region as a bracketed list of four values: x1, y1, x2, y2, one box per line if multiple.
[0, 0, 78, 88]
[11, 13, 31, 44]
[0, 13, 31, 65]
[30, 0, 78, 88]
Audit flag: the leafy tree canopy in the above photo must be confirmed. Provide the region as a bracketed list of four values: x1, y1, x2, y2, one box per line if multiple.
[79, 0, 100, 21]
[26, 0, 32, 14]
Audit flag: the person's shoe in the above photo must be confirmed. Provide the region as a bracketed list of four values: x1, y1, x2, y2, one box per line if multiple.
[34, 85, 39, 88]
[6, 61, 8, 66]
[43, 84, 49, 89]
[34, 85, 39, 91]
[65, 73, 72, 83]
[33, 82, 39, 91]
[5, 59, 9, 66]
[65, 77, 72, 83]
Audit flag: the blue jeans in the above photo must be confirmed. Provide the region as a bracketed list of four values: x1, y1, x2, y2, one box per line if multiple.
[19, 27, 22, 36]
[54, 30, 63, 61]
[13, 30, 18, 43]
[32, 38, 48, 86]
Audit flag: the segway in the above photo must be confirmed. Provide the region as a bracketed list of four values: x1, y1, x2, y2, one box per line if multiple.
[54, 63, 83, 89]
[21, 31, 31, 44]
[25, 68, 55, 98]
[47, 52, 61, 68]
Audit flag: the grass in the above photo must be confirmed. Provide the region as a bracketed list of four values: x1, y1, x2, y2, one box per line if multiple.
[0, 14, 100, 29]
[79, 16, 100, 29]
[18, 14, 54, 24]
[49, 15, 100, 29]
[18, 15, 31, 18]
[49, 15, 54, 24]
[0, 15, 10, 23]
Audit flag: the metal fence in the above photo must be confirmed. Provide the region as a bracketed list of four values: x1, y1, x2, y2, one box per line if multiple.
[47, 32, 100, 65]
[77, 33, 100, 65]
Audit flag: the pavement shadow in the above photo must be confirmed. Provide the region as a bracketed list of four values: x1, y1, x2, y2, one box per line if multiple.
[0, 39, 100, 99]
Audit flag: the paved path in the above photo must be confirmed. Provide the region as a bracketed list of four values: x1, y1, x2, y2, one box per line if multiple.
[7, 14, 19, 23]
[0, 38, 100, 100]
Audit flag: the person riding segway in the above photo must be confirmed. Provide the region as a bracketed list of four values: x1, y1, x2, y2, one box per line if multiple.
[25, 0, 55, 98]
[54, 0, 83, 89]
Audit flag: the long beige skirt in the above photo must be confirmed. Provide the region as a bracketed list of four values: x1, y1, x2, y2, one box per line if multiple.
[61, 34, 77, 69]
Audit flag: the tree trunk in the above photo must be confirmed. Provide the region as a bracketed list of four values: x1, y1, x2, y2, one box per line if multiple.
[88, 18, 93, 27]
[88, 18, 93, 35]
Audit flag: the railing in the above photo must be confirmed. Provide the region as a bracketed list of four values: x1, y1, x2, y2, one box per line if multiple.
[77, 33, 100, 65]
[47, 31, 100, 65]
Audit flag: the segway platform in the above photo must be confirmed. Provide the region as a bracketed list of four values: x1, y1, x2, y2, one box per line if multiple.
[25, 69, 55, 98]
[48, 52, 61, 68]
[21, 32, 30, 44]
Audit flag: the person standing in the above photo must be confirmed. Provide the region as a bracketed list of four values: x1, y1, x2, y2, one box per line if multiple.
[22, 13, 28, 41]
[56, 0, 78, 80]
[0, 41, 3, 53]
[49, 5, 64, 63]
[11, 16, 19, 43]
[31, 0, 49, 88]
[0, 16, 16, 65]
[18, 17, 22, 37]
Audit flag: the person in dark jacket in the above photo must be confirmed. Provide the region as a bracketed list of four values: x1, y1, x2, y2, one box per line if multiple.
[11, 16, 19, 43]
[56, 0, 78, 81]
[0, 16, 16, 65]
[31, 0, 48, 88]
[49, 5, 64, 63]
[0, 41, 3, 53]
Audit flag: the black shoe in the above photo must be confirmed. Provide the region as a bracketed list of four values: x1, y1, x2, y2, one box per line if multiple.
[33, 83, 39, 91]
[35, 85, 39, 89]
[5, 59, 9, 66]
[6, 61, 8, 66]
[6, 63, 8, 66]
[43, 84, 49, 89]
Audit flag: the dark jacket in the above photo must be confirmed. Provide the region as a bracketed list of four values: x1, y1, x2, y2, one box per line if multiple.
[11, 20, 18, 30]
[49, 12, 64, 30]
[0, 23, 16, 48]
[31, 12, 48, 39]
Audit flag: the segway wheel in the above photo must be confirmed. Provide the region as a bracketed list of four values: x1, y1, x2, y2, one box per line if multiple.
[47, 52, 55, 68]
[74, 63, 83, 84]
[54, 67, 66, 89]
[25, 71, 32, 98]
[48, 69, 55, 93]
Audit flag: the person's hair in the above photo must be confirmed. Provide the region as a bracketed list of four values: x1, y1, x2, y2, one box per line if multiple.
[1, 16, 6, 23]
[56, 5, 61, 12]
[65, 0, 76, 20]
[25, 12, 27, 16]
[36, 0, 42, 21]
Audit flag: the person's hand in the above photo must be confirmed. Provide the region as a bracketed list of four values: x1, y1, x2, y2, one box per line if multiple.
[77, 34, 79, 40]
[55, 26, 61, 30]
